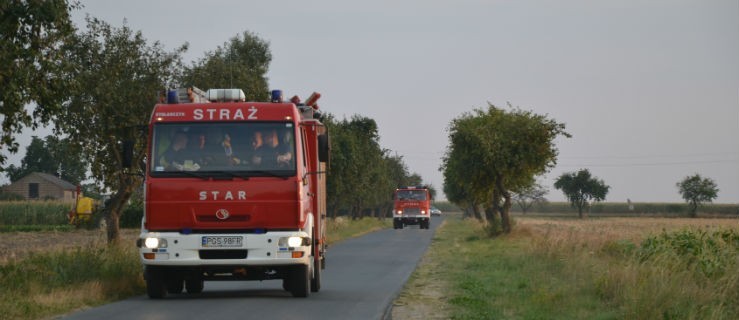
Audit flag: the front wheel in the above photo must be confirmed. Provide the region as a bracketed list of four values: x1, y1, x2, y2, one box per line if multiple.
[289, 264, 310, 297]
[311, 258, 321, 292]
[145, 267, 167, 299]
[185, 278, 204, 294]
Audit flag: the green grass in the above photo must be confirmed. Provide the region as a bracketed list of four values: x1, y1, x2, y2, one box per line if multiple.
[326, 216, 391, 244]
[436, 218, 619, 319]
[398, 215, 738, 319]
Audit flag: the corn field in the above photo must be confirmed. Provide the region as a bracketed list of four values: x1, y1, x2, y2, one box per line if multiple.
[0, 201, 71, 226]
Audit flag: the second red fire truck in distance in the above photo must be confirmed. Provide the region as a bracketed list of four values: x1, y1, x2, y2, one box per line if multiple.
[393, 186, 431, 229]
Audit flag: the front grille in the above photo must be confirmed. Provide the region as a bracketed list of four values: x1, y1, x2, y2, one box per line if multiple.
[403, 208, 420, 214]
[199, 250, 248, 259]
[196, 215, 251, 222]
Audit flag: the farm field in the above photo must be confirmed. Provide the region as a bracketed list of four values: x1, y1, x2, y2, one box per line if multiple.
[393, 214, 739, 319]
[0, 229, 139, 264]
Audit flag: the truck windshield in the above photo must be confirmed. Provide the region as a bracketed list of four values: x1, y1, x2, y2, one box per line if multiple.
[150, 122, 296, 177]
[396, 190, 427, 201]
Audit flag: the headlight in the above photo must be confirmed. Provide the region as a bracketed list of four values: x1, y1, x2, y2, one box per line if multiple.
[396, 210, 402, 214]
[288, 236, 303, 247]
[144, 237, 167, 249]
[421, 210, 426, 214]
[279, 236, 307, 248]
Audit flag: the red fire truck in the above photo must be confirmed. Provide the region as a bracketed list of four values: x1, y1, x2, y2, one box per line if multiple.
[136, 88, 329, 298]
[393, 186, 431, 229]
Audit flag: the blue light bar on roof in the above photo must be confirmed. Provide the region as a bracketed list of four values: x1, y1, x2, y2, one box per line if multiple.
[271, 90, 283, 103]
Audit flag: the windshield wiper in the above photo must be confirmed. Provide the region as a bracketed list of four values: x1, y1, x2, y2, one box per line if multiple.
[248, 170, 292, 179]
[171, 171, 210, 180]
[206, 171, 251, 180]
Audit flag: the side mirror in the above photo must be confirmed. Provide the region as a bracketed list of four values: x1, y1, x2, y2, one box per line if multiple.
[122, 140, 134, 168]
[317, 133, 330, 163]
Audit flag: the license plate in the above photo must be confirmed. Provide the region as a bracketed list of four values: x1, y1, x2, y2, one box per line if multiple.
[201, 236, 243, 248]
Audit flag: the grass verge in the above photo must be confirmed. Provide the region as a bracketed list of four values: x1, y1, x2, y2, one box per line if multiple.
[394, 215, 738, 319]
[0, 244, 143, 320]
[326, 216, 391, 244]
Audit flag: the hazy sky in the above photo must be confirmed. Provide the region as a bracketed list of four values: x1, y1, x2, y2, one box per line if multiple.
[4, 0, 738, 203]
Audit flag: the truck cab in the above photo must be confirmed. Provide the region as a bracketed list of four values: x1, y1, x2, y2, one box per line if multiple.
[392, 186, 431, 229]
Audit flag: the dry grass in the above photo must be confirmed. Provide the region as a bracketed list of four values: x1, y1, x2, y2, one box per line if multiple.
[521, 217, 738, 250]
[392, 220, 450, 320]
[0, 228, 140, 265]
[519, 216, 739, 319]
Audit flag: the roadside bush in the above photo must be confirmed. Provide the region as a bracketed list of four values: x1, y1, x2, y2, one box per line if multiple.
[119, 200, 143, 229]
[637, 228, 738, 278]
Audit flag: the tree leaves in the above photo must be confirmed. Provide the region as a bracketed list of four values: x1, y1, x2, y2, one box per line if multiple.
[676, 174, 719, 218]
[554, 169, 610, 218]
[443, 103, 569, 232]
[0, 0, 78, 165]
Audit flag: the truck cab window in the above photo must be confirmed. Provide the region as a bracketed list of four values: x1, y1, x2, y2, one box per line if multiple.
[151, 122, 296, 177]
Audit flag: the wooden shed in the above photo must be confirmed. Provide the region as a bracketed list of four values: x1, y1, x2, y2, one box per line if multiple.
[1, 172, 77, 202]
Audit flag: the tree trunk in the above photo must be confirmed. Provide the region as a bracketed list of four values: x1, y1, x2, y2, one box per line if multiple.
[471, 204, 483, 221]
[483, 205, 496, 222]
[463, 207, 472, 219]
[104, 172, 143, 244]
[105, 180, 135, 244]
[689, 201, 698, 218]
[501, 194, 512, 233]
[497, 182, 512, 233]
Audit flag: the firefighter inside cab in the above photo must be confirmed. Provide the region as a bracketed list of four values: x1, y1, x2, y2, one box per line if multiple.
[152, 124, 294, 173]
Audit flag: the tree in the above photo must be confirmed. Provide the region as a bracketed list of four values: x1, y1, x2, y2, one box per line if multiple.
[5, 135, 87, 185]
[442, 104, 569, 234]
[55, 17, 187, 243]
[554, 169, 609, 219]
[0, 0, 79, 165]
[676, 174, 718, 218]
[180, 31, 271, 101]
[324, 114, 425, 219]
[513, 182, 548, 214]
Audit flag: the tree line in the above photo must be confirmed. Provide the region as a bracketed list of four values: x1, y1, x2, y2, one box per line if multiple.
[0, 1, 430, 242]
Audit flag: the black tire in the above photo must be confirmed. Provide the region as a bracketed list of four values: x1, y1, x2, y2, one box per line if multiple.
[145, 267, 167, 299]
[289, 264, 310, 297]
[310, 258, 321, 292]
[185, 278, 204, 294]
[166, 277, 184, 294]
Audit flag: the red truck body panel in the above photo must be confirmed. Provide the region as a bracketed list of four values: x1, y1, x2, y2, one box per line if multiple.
[145, 101, 314, 232]
[145, 177, 301, 231]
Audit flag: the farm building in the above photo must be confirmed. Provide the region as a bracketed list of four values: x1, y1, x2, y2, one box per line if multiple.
[1, 172, 77, 202]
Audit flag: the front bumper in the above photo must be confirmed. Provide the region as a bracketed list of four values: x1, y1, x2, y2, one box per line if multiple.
[394, 216, 428, 225]
[137, 230, 311, 267]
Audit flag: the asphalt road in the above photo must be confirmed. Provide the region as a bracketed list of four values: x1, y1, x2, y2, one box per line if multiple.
[61, 217, 443, 320]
